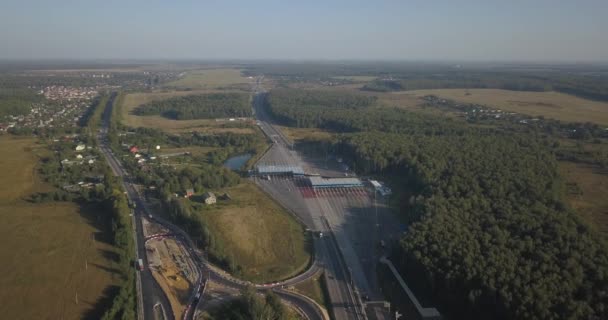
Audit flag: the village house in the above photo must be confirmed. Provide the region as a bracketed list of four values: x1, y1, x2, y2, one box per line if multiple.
[203, 192, 216, 205]
[185, 188, 195, 198]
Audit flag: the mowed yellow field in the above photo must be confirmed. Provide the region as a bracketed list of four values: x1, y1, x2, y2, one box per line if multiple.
[0, 136, 119, 320]
[560, 161, 608, 235]
[399, 89, 608, 125]
[165, 68, 252, 89]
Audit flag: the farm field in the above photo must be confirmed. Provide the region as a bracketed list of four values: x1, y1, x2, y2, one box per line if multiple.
[120, 90, 255, 133]
[560, 161, 608, 235]
[0, 136, 119, 320]
[196, 182, 311, 283]
[400, 88, 608, 125]
[165, 68, 252, 90]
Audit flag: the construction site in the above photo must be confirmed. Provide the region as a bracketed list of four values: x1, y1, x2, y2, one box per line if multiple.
[142, 218, 201, 318]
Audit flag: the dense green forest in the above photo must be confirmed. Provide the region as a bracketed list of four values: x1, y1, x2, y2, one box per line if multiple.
[202, 287, 292, 320]
[0, 88, 43, 117]
[338, 132, 608, 320]
[134, 93, 251, 120]
[266, 89, 464, 134]
[267, 88, 608, 320]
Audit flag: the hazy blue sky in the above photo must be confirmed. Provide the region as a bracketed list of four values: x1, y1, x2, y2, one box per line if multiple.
[1, 0, 606, 61]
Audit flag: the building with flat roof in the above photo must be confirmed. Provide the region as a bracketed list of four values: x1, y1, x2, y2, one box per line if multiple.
[370, 180, 382, 188]
[256, 164, 305, 176]
[309, 176, 363, 188]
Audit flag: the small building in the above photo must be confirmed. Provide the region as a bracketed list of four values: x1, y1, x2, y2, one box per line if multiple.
[309, 176, 363, 189]
[75, 144, 86, 151]
[185, 188, 194, 198]
[203, 192, 216, 205]
[256, 164, 305, 176]
[76, 154, 83, 159]
[129, 145, 139, 154]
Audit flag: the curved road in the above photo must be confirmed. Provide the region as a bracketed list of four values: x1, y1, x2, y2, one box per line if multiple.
[97, 91, 325, 320]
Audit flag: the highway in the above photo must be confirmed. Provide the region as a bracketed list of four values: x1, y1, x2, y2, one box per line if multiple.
[97, 93, 174, 320]
[97, 91, 325, 320]
[251, 79, 369, 320]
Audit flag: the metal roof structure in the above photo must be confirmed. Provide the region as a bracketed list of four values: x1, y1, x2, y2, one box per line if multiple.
[309, 176, 363, 188]
[256, 164, 305, 175]
[370, 180, 382, 188]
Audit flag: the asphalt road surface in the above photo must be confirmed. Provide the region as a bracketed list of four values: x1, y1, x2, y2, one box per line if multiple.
[97, 90, 324, 320]
[252, 84, 381, 319]
[97, 93, 174, 320]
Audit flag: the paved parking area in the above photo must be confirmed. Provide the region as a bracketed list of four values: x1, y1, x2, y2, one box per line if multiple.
[254, 173, 401, 302]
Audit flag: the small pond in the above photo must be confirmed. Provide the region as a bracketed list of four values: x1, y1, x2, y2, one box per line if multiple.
[223, 154, 252, 170]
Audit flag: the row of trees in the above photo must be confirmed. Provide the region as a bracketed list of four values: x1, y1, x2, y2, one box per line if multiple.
[100, 175, 137, 320]
[134, 93, 251, 120]
[266, 88, 608, 319]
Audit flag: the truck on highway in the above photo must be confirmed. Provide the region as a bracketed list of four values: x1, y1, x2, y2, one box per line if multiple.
[136, 258, 144, 271]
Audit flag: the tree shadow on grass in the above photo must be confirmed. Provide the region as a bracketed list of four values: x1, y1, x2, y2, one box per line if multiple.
[90, 262, 123, 276]
[76, 200, 115, 246]
[97, 248, 121, 263]
[81, 285, 121, 320]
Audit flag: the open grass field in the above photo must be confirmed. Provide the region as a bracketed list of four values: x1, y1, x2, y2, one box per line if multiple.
[197, 182, 311, 283]
[0, 136, 120, 320]
[560, 161, 608, 235]
[165, 68, 252, 90]
[400, 89, 608, 125]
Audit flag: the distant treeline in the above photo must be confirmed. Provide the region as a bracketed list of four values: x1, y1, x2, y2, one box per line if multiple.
[266, 89, 464, 134]
[267, 88, 608, 320]
[0, 73, 149, 88]
[0, 88, 44, 117]
[266, 89, 378, 129]
[361, 72, 608, 102]
[134, 93, 251, 120]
